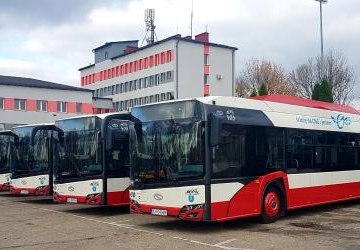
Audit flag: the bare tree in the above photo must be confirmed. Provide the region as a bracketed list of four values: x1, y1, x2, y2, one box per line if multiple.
[236, 58, 295, 97]
[290, 50, 355, 104]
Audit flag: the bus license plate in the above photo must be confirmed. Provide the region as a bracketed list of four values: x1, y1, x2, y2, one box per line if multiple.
[20, 190, 29, 194]
[67, 198, 77, 203]
[151, 209, 168, 216]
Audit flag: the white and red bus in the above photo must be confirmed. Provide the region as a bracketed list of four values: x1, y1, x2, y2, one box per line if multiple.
[10, 124, 61, 196]
[130, 95, 360, 222]
[53, 113, 134, 206]
[0, 131, 16, 191]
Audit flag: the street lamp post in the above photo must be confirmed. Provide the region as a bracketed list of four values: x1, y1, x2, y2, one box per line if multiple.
[314, 0, 328, 79]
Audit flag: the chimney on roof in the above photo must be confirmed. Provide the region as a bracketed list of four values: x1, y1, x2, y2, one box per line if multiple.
[195, 32, 209, 42]
[124, 46, 138, 54]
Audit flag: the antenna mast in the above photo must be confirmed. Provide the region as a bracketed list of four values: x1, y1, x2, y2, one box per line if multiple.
[141, 9, 157, 46]
[190, 0, 194, 37]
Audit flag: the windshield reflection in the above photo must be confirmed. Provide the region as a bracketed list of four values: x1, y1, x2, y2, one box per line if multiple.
[55, 130, 102, 180]
[0, 135, 11, 172]
[132, 118, 204, 184]
[12, 128, 52, 176]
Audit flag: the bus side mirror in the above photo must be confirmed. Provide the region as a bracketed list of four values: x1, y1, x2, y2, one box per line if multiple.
[209, 114, 221, 147]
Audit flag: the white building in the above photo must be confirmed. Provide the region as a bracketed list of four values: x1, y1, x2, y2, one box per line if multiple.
[0, 75, 113, 130]
[79, 32, 237, 111]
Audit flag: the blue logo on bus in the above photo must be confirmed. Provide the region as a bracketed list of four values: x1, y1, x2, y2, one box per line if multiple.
[331, 114, 351, 129]
[39, 177, 45, 185]
[90, 181, 99, 192]
[188, 195, 195, 203]
[185, 189, 199, 203]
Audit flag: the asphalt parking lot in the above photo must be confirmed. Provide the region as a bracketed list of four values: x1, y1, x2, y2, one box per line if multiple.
[1, 193, 360, 250]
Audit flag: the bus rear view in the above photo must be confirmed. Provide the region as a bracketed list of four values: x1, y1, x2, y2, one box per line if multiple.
[10, 124, 60, 196]
[53, 113, 134, 206]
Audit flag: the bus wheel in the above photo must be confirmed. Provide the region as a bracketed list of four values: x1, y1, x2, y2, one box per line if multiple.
[261, 187, 282, 223]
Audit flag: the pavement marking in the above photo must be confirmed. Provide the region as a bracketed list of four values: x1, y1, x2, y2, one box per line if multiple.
[33, 206, 251, 250]
[111, 219, 132, 224]
[215, 239, 237, 246]
[34, 207, 164, 236]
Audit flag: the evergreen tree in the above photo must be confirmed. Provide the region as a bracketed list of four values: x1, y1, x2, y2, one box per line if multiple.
[258, 84, 268, 96]
[312, 80, 334, 103]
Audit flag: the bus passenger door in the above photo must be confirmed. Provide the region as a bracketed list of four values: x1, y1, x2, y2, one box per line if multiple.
[105, 120, 133, 205]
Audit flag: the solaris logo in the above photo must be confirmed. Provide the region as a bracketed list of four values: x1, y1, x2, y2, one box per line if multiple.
[331, 114, 351, 129]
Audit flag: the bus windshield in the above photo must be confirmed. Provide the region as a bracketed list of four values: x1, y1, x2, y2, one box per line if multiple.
[0, 135, 11, 173]
[55, 129, 102, 180]
[131, 101, 204, 184]
[12, 127, 51, 176]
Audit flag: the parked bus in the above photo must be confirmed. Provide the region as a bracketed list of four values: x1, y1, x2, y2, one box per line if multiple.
[53, 113, 134, 206]
[10, 124, 61, 196]
[0, 131, 16, 191]
[129, 95, 360, 222]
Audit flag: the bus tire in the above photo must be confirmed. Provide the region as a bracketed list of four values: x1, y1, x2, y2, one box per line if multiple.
[261, 186, 283, 223]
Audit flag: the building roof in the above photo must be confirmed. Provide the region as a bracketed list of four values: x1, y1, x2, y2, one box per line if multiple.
[79, 34, 238, 71]
[0, 75, 92, 92]
[110, 34, 238, 61]
[92, 40, 139, 52]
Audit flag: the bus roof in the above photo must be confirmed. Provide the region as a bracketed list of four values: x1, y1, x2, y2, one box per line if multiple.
[12, 123, 54, 129]
[195, 95, 360, 116]
[54, 111, 130, 123]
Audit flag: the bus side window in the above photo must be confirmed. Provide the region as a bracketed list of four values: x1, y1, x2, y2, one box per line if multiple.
[212, 124, 245, 179]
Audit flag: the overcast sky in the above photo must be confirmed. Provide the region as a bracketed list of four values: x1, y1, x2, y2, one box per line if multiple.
[0, 0, 359, 97]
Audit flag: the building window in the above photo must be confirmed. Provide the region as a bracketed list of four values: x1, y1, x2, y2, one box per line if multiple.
[76, 103, 82, 113]
[204, 74, 209, 84]
[145, 96, 149, 104]
[149, 76, 154, 87]
[36, 100, 47, 112]
[120, 101, 124, 111]
[155, 94, 160, 102]
[0, 98, 4, 110]
[105, 51, 108, 59]
[161, 93, 166, 101]
[155, 74, 160, 85]
[167, 92, 174, 100]
[144, 57, 149, 68]
[125, 82, 129, 92]
[160, 73, 166, 82]
[150, 95, 154, 103]
[133, 80, 137, 91]
[161, 52, 165, 64]
[166, 50, 172, 62]
[155, 54, 160, 65]
[15, 99, 26, 111]
[166, 71, 172, 81]
[120, 83, 124, 93]
[204, 54, 209, 65]
[130, 99, 133, 107]
[57, 101, 67, 113]
[116, 84, 120, 94]
[138, 79, 142, 89]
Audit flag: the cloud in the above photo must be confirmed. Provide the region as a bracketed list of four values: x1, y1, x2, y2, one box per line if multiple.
[0, 0, 359, 97]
